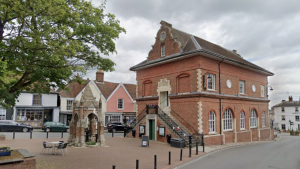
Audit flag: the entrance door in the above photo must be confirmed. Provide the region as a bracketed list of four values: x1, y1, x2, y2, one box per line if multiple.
[160, 91, 169, 108]
[149, 120, 155, 140]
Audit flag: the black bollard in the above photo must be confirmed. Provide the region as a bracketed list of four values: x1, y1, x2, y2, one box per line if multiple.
[112, 165, 116, 169]
[169, 151, 171, 165]
[124, 128, 126, 137]
[30, 131, 32, 139]
[201, 134, 204, 146]
[203, 143, 205, 152]
[154, 155, 157, 169]
[180, 149, 182, 161]
[196, 142, 198, 155]
[61, 131, 63, 138]
[47, 131, 49, 139]
[13, 131, 15, 139]
[189, 135, 192, 157]
[112, 129, 114, 137]
[136, 159, 139, 169]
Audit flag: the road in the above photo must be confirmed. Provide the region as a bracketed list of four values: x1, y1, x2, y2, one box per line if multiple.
[175, 135, 300, 169]
[0, 129, 124, 139]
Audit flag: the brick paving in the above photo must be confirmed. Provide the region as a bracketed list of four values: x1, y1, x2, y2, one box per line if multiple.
[0, 136, 205, 169]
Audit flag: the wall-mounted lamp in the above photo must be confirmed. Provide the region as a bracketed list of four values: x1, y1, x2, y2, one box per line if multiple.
[203, 73, 212, 90]
[268, 86, 273, 91]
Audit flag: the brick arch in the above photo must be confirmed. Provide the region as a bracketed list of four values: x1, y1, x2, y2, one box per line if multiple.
[207, 109, 218, 118]
[176, 73, 191, 93]
[223, 107, 235, 118]
[250, 108, 259, 117]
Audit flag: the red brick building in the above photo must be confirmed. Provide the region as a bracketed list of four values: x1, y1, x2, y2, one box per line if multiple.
[129, 21, 274, 145]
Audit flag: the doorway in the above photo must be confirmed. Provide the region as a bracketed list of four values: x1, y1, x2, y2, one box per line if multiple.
[160, 91, 169, 108]
[149, 119, 155, 140]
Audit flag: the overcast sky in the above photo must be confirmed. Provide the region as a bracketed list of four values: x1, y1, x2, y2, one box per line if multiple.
[87, 0, 300, 108]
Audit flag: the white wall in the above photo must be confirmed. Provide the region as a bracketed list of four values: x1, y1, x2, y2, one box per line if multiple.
[274, 106, 300, 130]
[16, 93, 33, 106]
[53, 108, 60, 122]
[42, 94, 57, 106]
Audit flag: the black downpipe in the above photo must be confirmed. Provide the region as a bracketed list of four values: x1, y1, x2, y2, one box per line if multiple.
[219, 59, 224, 145]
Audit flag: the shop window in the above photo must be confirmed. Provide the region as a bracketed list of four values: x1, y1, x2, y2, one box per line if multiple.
[0, 108, 6, 120]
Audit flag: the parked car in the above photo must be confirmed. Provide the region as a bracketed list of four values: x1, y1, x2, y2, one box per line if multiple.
[107, 122, 132, 132]
[0, 120, 33, 132]
[42, 121, 69, 132]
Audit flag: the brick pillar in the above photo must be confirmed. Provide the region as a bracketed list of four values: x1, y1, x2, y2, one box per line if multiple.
[233, 118, 237, 143]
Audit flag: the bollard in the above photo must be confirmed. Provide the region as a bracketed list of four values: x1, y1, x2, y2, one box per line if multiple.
[203, 143, 205, 152]
[180, 149, 182, 161]
[196, 142, 198, 155]
[47, 132, 49, 139]
[112, 130, 114, 137]
[202, 134, 204, 146]
[124, 128, 126, 137]
[154, 155, 157, 169]
[189, 135, 192, 157]
[30, 131, 32, 139]
[112, 165, 116, 169]
[169, 151, 171, 165]
[61, 131, 63, 138]
[136, 159, 139, 169]
[13, 131, 15, 139]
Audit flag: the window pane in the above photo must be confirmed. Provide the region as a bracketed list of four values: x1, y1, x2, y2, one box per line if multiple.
[239, 81, 245, 94]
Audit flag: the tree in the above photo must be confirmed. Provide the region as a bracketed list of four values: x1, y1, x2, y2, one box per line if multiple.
[0, 0, 125, 108]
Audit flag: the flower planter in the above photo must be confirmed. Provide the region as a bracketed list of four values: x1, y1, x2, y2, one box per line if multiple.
[0, 147, 11, 156]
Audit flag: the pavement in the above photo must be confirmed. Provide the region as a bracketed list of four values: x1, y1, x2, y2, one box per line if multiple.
[0, 131, 281, 169]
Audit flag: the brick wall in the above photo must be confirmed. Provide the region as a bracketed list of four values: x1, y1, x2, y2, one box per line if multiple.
[1, 158, 36, 169]
[237, 131, 251, 142]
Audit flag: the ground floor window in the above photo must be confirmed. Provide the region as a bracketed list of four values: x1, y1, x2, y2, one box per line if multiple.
[105, 115, 121, 125]
[0, 108, 6, 120]
[209, 111, 216, 133]
[223, 109, 233, 131]
[16, 108, 53, 127]
[281, 124, 286, 130]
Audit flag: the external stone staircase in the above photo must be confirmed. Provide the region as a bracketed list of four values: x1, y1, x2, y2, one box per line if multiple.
[127, 106, 202, 147]
[157, 109, 200, 147]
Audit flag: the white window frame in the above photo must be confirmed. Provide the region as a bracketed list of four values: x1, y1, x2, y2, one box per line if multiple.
[118, 99, 124, 110]
[223, 109, 233, 131]
[240, 111, 245, 130]
[261, 85, 265, 97]
[161, 45, 165, 57]
[282, 107, 285, 112]
[296, 115, 299, 121]
[239, 80, 245, 94]
[32, 94, 42, 105]
[296, 107, 299, 112]
[66, 100, 73, 110]
[262, 112, 266, 127]
[110, 115, 121, 123]
[281, 115, 285, 121]
[0, 108, 6, 120]
[250, 109, 257, 128]
[207, 74, 215, 90]
[209, 111, 216, 133]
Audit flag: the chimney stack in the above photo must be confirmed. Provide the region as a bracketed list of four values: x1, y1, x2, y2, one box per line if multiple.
[282, 100, 285, 102]
[289, 96, 293, 102]
[96, 70, 104, 82]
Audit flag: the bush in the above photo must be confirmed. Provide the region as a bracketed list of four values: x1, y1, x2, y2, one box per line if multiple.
[295, 130, 299, 135]
[85, 141, 96, 145]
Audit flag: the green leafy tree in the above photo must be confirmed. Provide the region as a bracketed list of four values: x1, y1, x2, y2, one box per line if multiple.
[0, 0, 125, 108]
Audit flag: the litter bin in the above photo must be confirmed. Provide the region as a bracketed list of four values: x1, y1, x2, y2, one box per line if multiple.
[132, 129, 136, 137]
[85, 129, 90, 142]
[170, 138, 185, 148]
[94, 133, 98, 142]
[167, 134, 171, 144]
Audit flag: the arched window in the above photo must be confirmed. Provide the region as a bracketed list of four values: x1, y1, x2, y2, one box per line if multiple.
[223, 109, 233, 131]
[250, 109, 257, 127]
[262, 112, 266, 127]
[209, 111, 216, 133]
[177, 73, 190, 93]
[240, 111, 245, 129]
[143, 80, 152, 96]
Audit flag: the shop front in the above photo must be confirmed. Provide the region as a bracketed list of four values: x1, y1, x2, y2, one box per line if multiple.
[15, 108, 57, 127]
